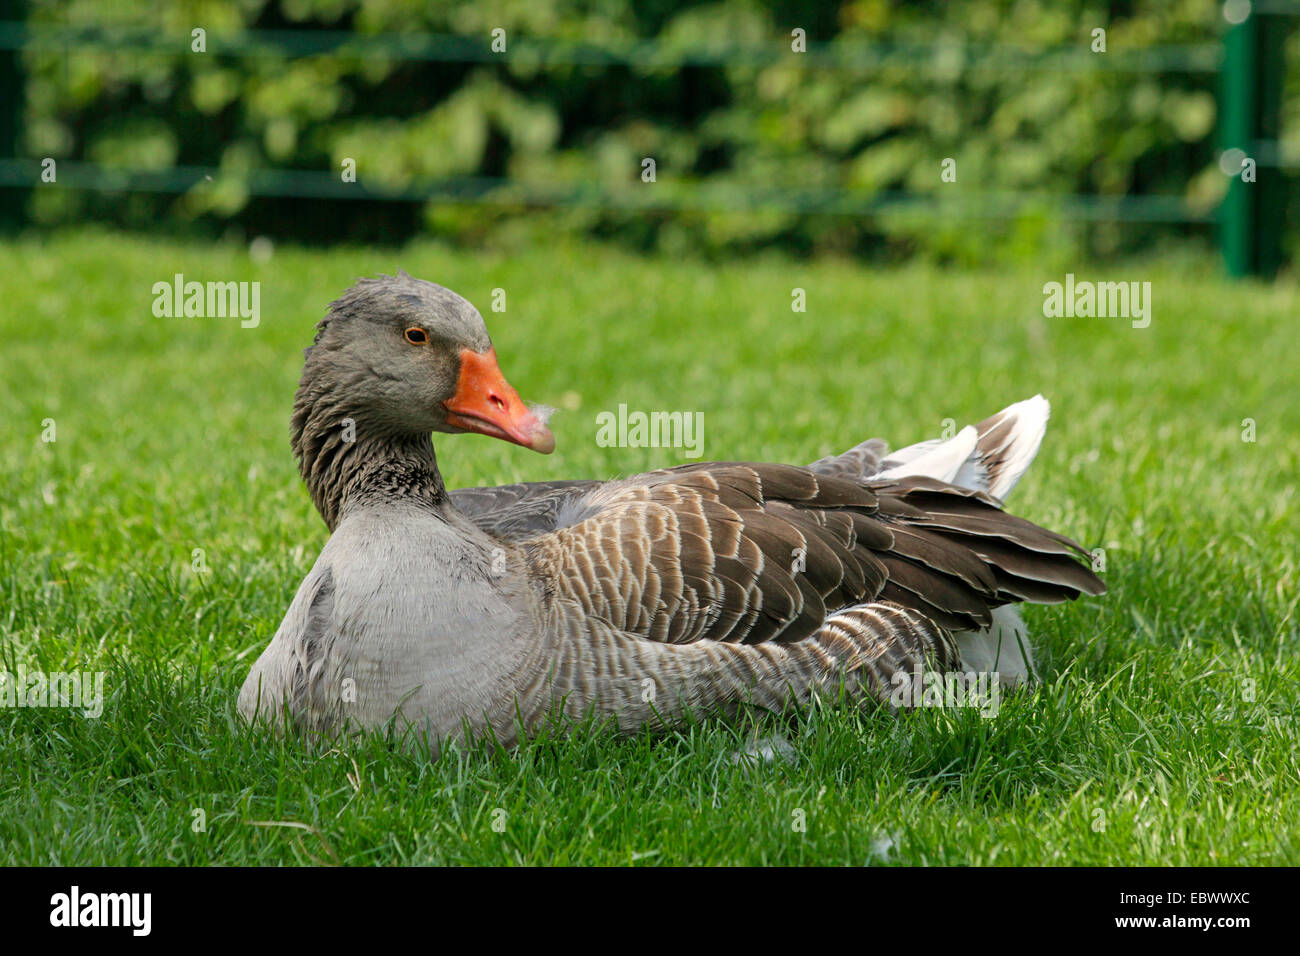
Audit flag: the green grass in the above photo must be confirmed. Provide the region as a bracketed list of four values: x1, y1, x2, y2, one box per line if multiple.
[1, 229, 1297, 865]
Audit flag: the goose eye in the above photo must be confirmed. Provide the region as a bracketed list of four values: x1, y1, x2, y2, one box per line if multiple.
[404, 327, 428, 345]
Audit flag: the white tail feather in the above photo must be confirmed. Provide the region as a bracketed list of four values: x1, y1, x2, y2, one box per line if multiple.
[876, 395, 1050, 503]
[875, 426, 977, 485]
[874, 395, 1054, 685]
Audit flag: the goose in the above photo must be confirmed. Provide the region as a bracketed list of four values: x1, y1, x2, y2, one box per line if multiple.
[238, 272, 1105, 748]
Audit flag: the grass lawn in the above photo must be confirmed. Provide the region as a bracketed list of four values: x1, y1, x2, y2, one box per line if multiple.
[1, 229, 1296, 865]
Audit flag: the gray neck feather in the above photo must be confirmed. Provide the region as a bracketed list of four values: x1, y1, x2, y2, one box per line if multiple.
[291, 370, 447, 531]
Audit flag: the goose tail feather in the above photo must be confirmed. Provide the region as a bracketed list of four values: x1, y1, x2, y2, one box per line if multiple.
[876, 395, 1050, 503]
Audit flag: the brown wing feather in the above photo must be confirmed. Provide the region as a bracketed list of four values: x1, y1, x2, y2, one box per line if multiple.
[526, 463, 1104, 646]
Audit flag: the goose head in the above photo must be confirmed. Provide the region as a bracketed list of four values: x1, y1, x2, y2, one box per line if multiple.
[298, 271, 554, 453]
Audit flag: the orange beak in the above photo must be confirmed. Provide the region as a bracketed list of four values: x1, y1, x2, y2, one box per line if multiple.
[442, 347, 555, 454]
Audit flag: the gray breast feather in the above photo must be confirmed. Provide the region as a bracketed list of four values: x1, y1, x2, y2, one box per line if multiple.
[449, 480, 601, 539]
[238, 563, 338, 733]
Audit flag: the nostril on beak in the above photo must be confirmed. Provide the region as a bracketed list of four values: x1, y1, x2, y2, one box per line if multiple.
[490, 394, 505, 410]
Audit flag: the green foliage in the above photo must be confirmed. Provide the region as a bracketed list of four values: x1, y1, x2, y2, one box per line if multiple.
[14, 1, 1241, 259]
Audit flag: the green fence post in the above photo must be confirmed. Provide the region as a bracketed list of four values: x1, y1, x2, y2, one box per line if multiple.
[1219, 4, 1257, 277]
[0, 0, 27, 232]
[1255, 10, 1288, 277]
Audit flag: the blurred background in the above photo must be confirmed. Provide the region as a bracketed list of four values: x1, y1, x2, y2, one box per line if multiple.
[0, 0, 1294, 276]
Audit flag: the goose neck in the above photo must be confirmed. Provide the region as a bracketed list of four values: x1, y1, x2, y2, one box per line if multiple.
[292, 399, 448, 530]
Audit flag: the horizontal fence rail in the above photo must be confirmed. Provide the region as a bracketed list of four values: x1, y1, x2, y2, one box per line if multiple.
[0, 23, 1226, 72]
[0, 158, 1216, 222]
